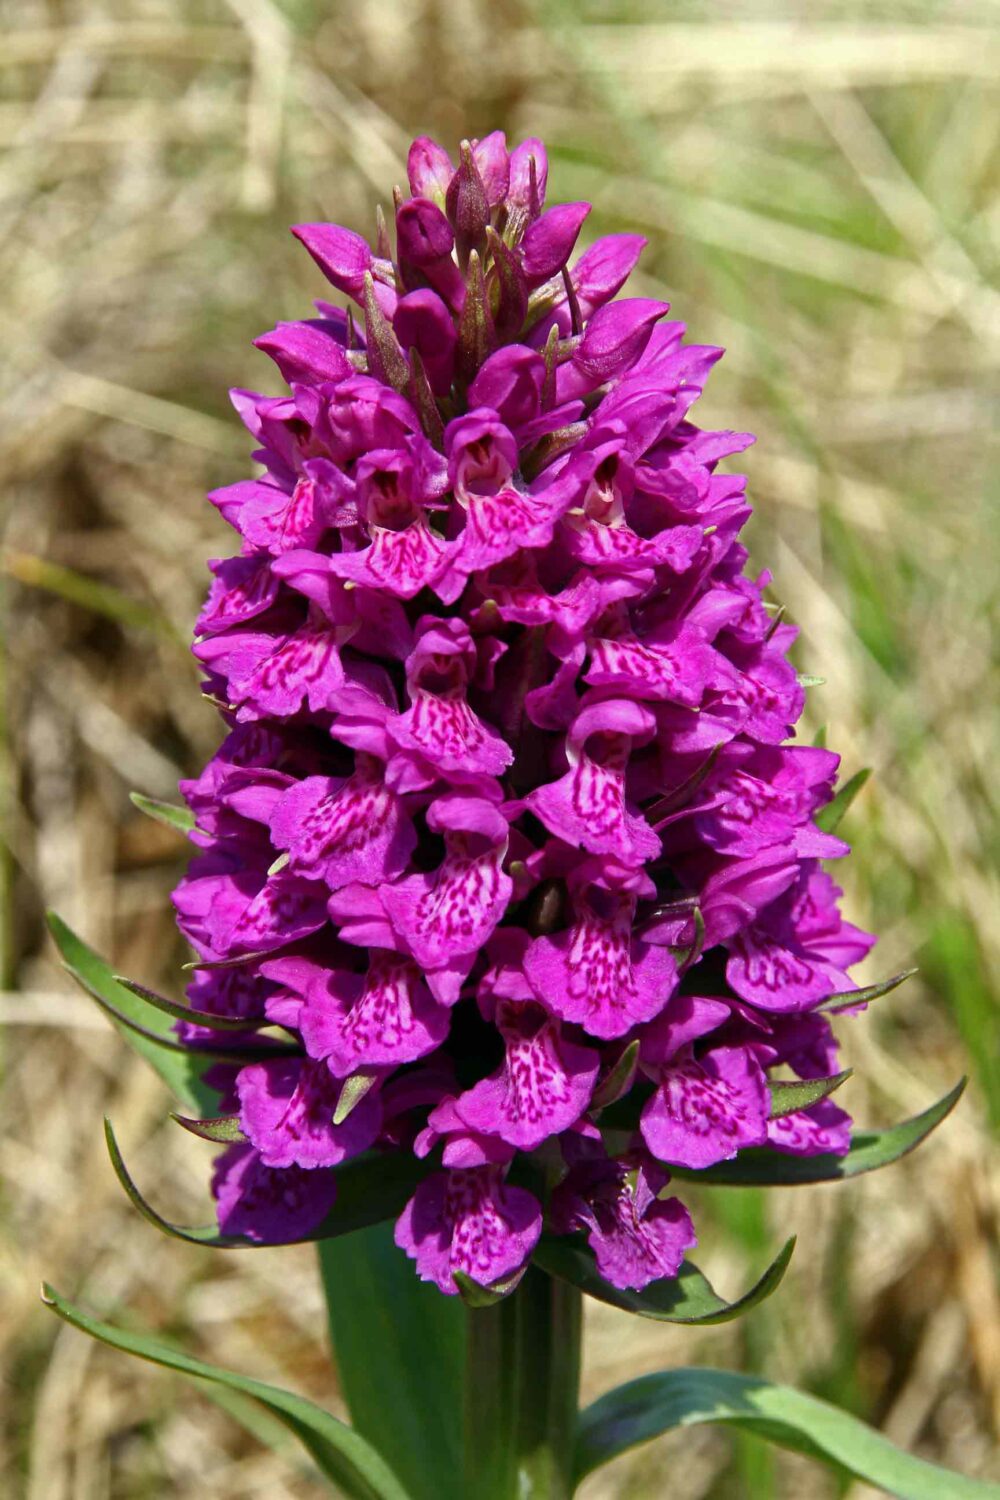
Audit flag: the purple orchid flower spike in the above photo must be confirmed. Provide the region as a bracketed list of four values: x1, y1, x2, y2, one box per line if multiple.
[46, 121, 990, 1500]
[163, 127, 881, 1304]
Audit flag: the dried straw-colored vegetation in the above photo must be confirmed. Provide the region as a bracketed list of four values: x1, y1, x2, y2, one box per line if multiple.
[1, 1, 997, 1496]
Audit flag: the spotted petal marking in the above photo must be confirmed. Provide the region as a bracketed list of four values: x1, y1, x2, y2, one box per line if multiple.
[525, 890, 677, 1040]
[237, 1056, 381, 1170]
[394, 1165, 542, 1295]
[453, 1002, 600, 1149]
[299, 953, 451, 1075]
[640, 1045, 770, 1169]
[269, 761, 415, 892]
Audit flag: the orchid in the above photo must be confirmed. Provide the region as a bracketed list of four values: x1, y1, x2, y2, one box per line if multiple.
[43, 132, 991, 1500]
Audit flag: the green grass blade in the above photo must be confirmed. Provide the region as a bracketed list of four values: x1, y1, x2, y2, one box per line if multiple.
[574, 1366, 1000, 1497]
[41, 1285, 413, 1500]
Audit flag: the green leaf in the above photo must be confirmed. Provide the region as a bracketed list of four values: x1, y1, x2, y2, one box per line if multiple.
[75, 973, 293, 1064]
[769, 1070, 852, 1119]
[47, 912, 221, 1116]
[574, 1366, 1000, 1498]
[452, 1268, 525, 1308]
[333, 1070, 381, 1125]
[114, 974, 281, 1033]
[40, 1284, 413, 1500]
[533, 1235, 794, 1325]
[129, 791, 196, 834]
[319, 1222, 466, 1500]
[815, 767, 871, 833]
[816, 968, 918, 1012]
[103, 1117, 433, 1249]
[590, 1040, 640, 1112]
[670, 1080, 966, 1186]
[172, 1113, 248, 1144]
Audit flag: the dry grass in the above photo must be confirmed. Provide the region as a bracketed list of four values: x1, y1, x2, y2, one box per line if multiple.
[1, 1, 997, 1496]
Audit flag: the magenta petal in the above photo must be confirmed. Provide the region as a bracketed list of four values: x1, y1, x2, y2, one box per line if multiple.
[299, 953, 451, 1074]
[550, 1155, 697, 1291]
[269, 761, 415, 891]
[382, 799, 513, 979]
[407, 137, 454, 201]
[508, 137, 548, 212]
[453, 1002, 599, 1149]
[292, 223, 373, 300]
[237, 1057, 381, 1169]
[525, 884, 677, 1040]
[254, 321, 351, 386]
[640, 1045, 770, 1169]
[394, 1166, 542, 1294]
[520, 201, 591, 286]
[767, 1098, 851, 1157]
[213, 1144, 337, 1243]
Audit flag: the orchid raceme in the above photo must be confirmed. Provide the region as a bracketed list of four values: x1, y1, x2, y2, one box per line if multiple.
[44, 132, 993, 1500]
[167, 129, 876, 1294]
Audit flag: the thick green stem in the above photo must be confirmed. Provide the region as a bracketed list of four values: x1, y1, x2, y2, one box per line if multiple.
[463, 1267, 582, 1500]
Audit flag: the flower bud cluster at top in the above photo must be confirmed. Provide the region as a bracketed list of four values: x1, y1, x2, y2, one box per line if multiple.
[172, 131, 875, 1296]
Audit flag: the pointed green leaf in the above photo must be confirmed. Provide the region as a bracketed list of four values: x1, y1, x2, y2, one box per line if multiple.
[574, 1366, 1000, 1498]
[816, 968, 917, 1012]
[815, 767, 871, 833]
[319, 1222, 466, 1500]
[48, 912, 221, 1115]
[671, 1080, 965, 1186]
[533, 1235, 794, 1325]
[114, 974, 282, 1033]
[769, 1070, 852, 1119]
[333, 1070, 381, 1126]
[172, 1113, 248, 1144]
[590, 1040, 640, 1112]
[78, 977, 293, 1064]
[129, 791, 196, 834]
[40, 1284, 413, 1500]
[452, 1267, 525, 1308]
[104, 1118, 434, 1249]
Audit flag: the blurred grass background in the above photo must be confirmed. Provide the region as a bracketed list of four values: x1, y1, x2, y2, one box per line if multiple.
[1, 1, 997, 1495]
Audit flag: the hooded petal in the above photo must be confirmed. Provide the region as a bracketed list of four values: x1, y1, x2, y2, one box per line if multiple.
[525, 873, 677, 1040]
[526, 700, 660, 865]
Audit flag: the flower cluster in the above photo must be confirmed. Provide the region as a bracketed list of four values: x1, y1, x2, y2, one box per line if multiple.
[173, 132, 875, 1296]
